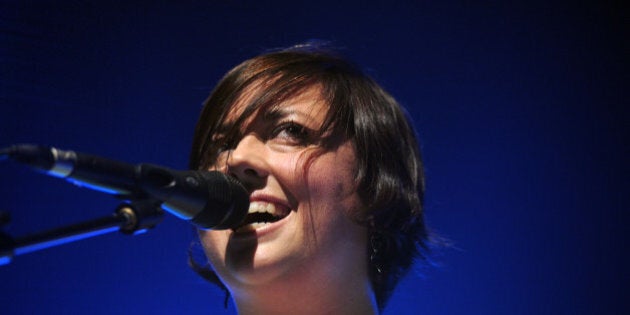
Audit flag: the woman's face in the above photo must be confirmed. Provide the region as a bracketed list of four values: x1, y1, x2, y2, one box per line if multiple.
[198, 85, 368, 290]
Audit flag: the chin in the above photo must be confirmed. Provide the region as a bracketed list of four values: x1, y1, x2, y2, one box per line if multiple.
[221, 213, 306, 286]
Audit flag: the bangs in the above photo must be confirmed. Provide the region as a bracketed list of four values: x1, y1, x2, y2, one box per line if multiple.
[192, 56, 356, 171]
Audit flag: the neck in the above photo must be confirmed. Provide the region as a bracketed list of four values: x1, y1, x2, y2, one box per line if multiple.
[231, 263, 378, 315]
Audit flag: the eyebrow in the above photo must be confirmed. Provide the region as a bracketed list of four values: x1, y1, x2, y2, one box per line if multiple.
[263, 106, 290, 121]
[215, 104, 316, 139]
[263, 106, 312, 122]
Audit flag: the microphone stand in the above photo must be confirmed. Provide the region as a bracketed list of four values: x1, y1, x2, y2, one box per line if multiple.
[0, 199, 163, 265]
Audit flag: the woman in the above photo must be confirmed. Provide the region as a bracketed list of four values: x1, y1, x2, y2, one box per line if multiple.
[188, 43, 429, 314]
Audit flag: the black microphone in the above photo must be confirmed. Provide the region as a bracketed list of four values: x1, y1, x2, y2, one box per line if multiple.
[1, 144, 249, 230]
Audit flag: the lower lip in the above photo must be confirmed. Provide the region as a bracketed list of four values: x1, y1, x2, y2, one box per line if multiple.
[231, 211, 293, 240]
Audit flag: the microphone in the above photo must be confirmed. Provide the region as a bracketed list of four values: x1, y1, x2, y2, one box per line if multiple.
[1, 144, 249, 230]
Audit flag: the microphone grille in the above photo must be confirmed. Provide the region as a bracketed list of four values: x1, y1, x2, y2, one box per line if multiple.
[192, 171, 249, 230]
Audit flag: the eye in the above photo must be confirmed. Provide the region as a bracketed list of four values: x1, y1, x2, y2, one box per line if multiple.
[272, 121, 311, 145]
[211, 134, 236, 154]
[217, 141, 231, 153]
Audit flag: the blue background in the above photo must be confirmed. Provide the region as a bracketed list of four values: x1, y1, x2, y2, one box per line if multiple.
[0, 1, 626, 314]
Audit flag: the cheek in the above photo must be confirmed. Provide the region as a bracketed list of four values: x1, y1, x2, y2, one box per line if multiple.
[198, 230, 229, 264]
[299, 145, 362, 224]
[306, 146, 358, 203]
[208, 153, 229, 172]
[298, 147, 367, 257]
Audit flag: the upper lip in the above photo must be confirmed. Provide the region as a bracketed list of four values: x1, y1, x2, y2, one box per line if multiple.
[231, 192, 292, 231]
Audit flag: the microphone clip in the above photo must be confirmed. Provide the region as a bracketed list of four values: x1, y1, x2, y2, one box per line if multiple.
[0, 198, 164, 266]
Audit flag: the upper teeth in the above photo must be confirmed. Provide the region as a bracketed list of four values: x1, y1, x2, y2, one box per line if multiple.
[248, 201, 288, 217]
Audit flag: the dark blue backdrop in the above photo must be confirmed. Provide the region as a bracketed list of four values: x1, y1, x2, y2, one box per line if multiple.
[1, 1, 626, 314]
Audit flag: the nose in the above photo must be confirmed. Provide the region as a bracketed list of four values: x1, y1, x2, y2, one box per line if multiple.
[226, 134, 269, 189]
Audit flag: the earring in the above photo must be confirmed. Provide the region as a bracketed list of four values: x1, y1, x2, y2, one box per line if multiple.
[370, 231, 387, 275]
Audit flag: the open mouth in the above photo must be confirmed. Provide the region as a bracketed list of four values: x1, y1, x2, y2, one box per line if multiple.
[233, 201, 291, 232]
